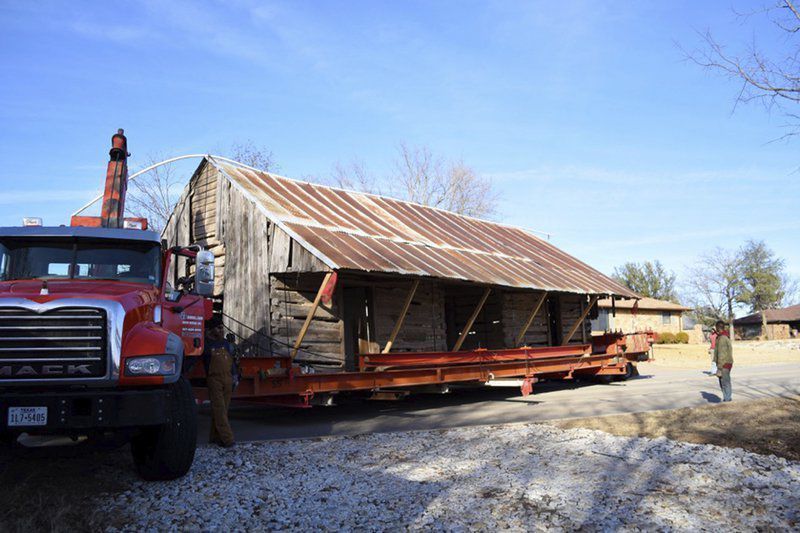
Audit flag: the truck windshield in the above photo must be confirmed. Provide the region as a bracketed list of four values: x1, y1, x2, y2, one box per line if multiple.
[0, 238, 161, 285]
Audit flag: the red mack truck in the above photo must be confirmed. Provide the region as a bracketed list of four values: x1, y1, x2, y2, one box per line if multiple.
[0, 130, 215, 480]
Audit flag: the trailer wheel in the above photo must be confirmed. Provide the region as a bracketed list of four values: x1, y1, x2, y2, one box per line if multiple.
[131, 376, 197, 481]
[612, 362, 638, 382]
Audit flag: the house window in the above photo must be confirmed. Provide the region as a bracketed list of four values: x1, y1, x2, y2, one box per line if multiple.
[592, 308, 609, 331]
[661, 312, 672, 325]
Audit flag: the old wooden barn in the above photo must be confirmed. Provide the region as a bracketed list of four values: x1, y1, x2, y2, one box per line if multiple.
[163, 157, 637, 369]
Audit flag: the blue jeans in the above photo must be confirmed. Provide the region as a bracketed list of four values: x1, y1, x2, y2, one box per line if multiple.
[718, 367, 732, 401]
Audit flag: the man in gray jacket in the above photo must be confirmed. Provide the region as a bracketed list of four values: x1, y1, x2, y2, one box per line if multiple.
[712, 320, 734, 402]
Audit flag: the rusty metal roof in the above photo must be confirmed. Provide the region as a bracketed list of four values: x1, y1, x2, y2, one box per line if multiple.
[209, 158, 637, 298]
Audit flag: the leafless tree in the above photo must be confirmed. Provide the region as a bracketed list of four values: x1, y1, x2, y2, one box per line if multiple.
[332, 143, 499, 219]
[687, 1, 800, 139]
[230, 140, 277, 172]
[781, 272, 800, 305]
[685, 247, 744, 331]
[126, 154, 184, 234]
[331, 158, 382, 195]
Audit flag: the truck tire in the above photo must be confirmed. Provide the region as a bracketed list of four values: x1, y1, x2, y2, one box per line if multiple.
[131, 377, 197, 481]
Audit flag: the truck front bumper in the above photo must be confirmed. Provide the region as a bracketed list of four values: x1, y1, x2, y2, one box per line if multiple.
[0, 388, 170, 434]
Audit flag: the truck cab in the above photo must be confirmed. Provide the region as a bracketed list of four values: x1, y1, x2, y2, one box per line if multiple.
[0, 225, 213, 480]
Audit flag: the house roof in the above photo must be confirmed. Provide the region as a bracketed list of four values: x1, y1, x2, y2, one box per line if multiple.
[207, 158, 638, 297]
[734, 304, 800, 325]
[598, 296, 690, 312]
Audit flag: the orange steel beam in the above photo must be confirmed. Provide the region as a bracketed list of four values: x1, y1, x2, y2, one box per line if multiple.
[452, 287, 491, 352]
[229, 352, 627, 398]
[382, 279, 419, 353]
[515, 291, 548, 347]
[362, 344, 590, 369]
[562, 295, 599, 345]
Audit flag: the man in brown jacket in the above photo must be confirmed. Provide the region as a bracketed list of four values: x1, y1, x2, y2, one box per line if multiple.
[712, 320, 734, 402]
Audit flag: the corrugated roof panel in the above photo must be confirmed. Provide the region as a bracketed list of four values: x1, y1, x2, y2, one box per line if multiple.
[211, 159, 638, 298]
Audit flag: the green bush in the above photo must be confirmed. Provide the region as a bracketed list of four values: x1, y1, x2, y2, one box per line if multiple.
[658, 332, 676, 344]
[675, 332, 689, 344]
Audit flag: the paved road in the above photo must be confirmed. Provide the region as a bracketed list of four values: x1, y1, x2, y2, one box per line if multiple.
[198, 363, 800, 443]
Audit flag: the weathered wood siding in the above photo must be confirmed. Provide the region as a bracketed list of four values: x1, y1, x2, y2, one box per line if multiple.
[372, 281, 447, 352]
[443, 287, 505, 350]
[501, 290, 550, 347]
[162, 161, 224, 292]
[271, 273, 343, 364]
[559, 293, 591, 345]
[163, 163, 339, 362]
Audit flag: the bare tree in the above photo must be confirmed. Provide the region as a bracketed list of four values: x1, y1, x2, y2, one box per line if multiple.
[685, 248, 744, 332]
[331, 159, 382, 195]
[393, 143, 498, 218]
[126, 154, 184, 234]
[781, 272, 800, 305]
[332, 143, 499, 219]
[687, 1, 800, 139]
[230, 140, 277, 172]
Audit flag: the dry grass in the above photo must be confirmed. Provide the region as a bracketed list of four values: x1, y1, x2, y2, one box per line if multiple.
[652, 339, 800, 369]
[550, 395, 800, 461]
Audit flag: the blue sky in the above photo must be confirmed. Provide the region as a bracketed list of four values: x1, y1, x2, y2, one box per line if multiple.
[1, 1, 798, 293]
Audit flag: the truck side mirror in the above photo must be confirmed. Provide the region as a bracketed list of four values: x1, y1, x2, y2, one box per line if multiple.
[195, 249, 215, 297]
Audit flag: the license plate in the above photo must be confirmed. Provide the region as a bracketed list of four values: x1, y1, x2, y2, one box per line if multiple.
[7, 406, 48, 427]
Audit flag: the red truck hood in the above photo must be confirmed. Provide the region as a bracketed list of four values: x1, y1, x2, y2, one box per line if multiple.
[0, 279, 159, 311]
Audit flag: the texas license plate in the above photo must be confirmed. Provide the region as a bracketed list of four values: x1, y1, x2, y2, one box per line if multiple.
[7, 406, 48, 427]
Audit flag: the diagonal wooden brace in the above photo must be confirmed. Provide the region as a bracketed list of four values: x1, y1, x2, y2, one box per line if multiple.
[452, 287, 492, 352]
[515, 291, 548, 347]
[562, 295, 599, 346]
[291, 271, 334, 360]
[382, 279, 420, 353]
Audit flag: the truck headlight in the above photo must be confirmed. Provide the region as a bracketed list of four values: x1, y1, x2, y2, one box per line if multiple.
[125, 355, 178, 376]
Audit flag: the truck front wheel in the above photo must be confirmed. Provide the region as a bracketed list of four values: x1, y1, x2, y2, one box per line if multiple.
[131, 376, 197, 481]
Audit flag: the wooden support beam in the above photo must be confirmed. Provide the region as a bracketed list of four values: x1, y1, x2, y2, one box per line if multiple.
[291, 271, 334, 360]
[515, 291, 548, 347]
[562, 295, 599, 346]
[452, 287, 492, 352]
[382, 279, 420, 353]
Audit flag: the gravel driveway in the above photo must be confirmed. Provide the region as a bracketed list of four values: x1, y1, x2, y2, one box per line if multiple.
[87, 424, 799, 531]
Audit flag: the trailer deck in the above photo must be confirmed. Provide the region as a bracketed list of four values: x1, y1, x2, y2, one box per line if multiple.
[192, 332, 652, 406]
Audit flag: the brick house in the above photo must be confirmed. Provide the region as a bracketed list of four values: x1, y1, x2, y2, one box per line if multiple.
[734, 304, 800, 340]
[590, 297, 690, 336]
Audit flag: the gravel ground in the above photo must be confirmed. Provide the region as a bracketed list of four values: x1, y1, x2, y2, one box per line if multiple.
[86, 424, 799, 531]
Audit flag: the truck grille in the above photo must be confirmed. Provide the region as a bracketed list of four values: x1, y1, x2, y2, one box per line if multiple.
[0, 307, 107, 379]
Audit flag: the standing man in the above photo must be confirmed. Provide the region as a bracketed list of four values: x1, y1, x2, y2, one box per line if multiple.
[712, 320, 734, 402]
[707, 329, 718, 375]
[204, 315, 235, 447]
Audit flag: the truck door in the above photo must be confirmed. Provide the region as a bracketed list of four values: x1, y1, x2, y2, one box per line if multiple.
[161, 295, 207, 357]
